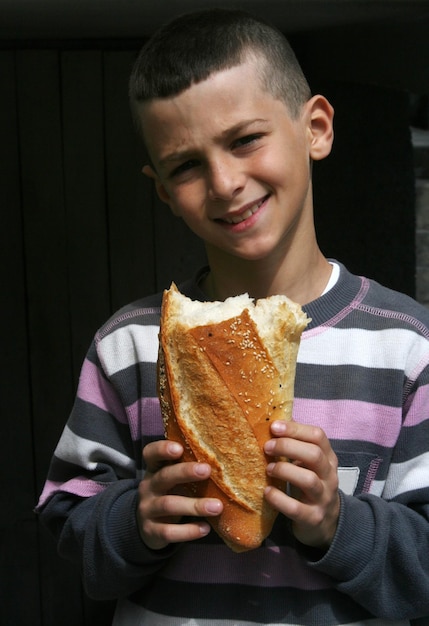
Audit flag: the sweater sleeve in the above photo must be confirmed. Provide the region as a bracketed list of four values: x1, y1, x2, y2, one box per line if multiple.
[39, 479, 177, 600]
[307, 364, 429, 620]
[36, 333, 176, 600]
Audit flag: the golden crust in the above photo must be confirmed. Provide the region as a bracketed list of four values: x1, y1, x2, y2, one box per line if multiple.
[157, 283, 309, 551]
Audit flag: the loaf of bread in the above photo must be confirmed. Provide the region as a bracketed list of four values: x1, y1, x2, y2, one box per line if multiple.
[157, 283, 309, 552]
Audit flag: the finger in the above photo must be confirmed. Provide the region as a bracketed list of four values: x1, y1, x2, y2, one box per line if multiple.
[265, 435, 324, 467]
[267, 459, 324, 499]
[145, 518, 213, 550]
[160, 519, 213, 545]
[137, 481, 223, 550]
[266, 424, 337, 479]
[149, 493, 223, 520]
[143, 439, 184, 474]
[150, 461, 212, 494]
[264, 484, 301, 516]
[271, 421, 330, 452]
[264, 485, 324, 527]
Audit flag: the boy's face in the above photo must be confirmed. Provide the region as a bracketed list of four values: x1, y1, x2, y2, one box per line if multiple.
[139, 58, 332, 264]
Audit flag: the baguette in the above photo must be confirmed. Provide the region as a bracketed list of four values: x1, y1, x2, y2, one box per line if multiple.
[157, 282, 309, 551]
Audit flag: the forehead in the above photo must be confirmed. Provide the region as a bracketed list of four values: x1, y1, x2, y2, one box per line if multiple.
[138, 60, 291, 163]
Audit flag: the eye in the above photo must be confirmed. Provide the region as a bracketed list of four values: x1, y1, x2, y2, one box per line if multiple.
[170, 159, 200, 179]
[232, 133, 264, 150]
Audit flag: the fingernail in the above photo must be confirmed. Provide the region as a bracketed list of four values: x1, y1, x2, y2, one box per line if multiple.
[266, 463, 275, 475]
[199, 522, 211, 536]
[264, 440, 275, 453]
[205, 500, 222, 514]
[194, 463, 210, 476]
[168, 442, 182, 455]
[271, 420, 287, 434]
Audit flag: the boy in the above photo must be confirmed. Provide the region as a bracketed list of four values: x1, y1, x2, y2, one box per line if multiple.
[37, 8, 429, 625]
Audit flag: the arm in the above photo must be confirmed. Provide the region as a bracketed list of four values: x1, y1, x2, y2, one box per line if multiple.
[41, 447, 223, 601]
[39, 477, 177, 600]
[314, 369, 429, 620]
[264, 377, 429, 620]
[36, 341, 172, 599]
[314, 489, 429, 620]
[37, 339, 223, 600]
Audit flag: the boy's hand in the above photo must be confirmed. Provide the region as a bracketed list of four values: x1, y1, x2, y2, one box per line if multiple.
[264, 420, 340, 550]
[137, 440, 223, 550]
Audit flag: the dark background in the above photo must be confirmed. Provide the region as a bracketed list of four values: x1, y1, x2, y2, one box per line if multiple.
[1, 1, 429, 624]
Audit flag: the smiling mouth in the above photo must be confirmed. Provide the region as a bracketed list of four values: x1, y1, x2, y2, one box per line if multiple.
[221, 195, 269, 225]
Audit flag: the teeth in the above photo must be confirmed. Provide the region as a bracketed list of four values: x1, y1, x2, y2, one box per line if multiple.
[224, 199, 264, 225]
[230, 208, 253, 224]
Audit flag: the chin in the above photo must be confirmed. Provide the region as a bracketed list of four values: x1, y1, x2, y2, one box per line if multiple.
[207, 235, 282, 265]
[230, 249, 276, 264]
[233, 240, 281, 262]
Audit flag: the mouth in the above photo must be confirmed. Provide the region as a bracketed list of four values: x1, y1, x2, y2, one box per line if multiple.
[219, 195, 269, 225]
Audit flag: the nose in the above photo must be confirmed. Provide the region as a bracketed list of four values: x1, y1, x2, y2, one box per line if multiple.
[207, 158, 245, 201]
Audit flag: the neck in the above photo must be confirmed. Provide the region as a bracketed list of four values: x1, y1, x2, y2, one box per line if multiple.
[202, 244, 331, 305]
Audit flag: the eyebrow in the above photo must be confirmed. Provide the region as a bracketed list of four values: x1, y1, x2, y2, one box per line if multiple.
[157, 118, 269, 168]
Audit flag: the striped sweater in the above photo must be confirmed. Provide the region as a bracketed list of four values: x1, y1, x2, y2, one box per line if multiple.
[36, 262, 429, 625]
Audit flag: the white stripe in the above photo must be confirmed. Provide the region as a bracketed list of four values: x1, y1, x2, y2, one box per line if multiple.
[368, 479, 385, 497]
[112, 601, 409, 626]
[382, 451, 429, 499]
[55, 425, 134, 472]
[98, 324, 159, 376]
[300, 327, 428, 374]
[338, 467, 360, 495]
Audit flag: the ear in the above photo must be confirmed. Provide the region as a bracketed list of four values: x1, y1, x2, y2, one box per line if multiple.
[305, 95, 334, 161]
[142, 164, 175, 208]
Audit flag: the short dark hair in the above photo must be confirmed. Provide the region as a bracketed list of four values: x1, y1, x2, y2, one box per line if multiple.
[129, 8, 311, 130]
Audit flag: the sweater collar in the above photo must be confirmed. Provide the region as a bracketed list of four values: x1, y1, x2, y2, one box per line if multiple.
[179, 261, 364, 331]
[302, 261, 364, 330]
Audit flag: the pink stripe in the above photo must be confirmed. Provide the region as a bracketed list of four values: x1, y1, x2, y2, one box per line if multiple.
[36, 478, 106, 508]
[162, 543, 332, 590]
[293, 398, 401, 447]
[77, 358, 127, 424]
[403, 383, 429, 427]
[126, 397, 163, 441]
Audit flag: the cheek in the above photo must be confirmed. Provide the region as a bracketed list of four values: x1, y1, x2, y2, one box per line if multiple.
[271, 144, 311, 186]
[169, 189, 203, 224]
[253, 143, 300, 183]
